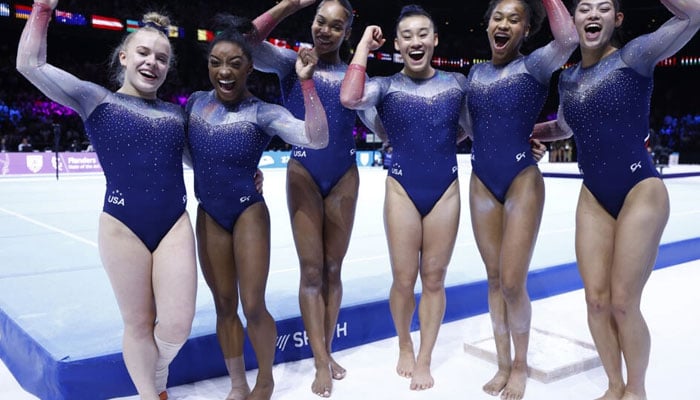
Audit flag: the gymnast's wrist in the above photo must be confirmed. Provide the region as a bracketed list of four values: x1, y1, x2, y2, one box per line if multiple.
[348, 64, 366, 74]
[300, 78, 315, 91]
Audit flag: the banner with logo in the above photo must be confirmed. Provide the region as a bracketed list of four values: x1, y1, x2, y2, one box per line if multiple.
[0, 150, 385, 177]
[0, 152, 102, 176]
[257, 150, 381, 169]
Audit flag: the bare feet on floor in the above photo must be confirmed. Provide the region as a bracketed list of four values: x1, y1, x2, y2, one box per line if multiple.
[312, 363, 333, 398]
[329, 357, 346, 380]
[482, 369, 510, 396]
[225, 357, 251, 400]
[396, 348, 415, 378]
[620, 390, 646, 400]
[247, 380, 274, 400]
[500, 362, 527, 400]
[224, 384, 250, 400]
[409, 361, 434, 391]
[594, 384, 625, 400]
[596, 389, 624, 400]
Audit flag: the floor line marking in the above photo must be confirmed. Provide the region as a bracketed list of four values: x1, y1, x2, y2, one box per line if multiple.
[0, 206, 97, 247]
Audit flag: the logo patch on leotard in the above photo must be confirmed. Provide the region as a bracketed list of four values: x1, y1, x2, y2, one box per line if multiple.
[239, 195, 251, 204]
[293, 149, 307, 158]
[515, 151, 527, 162]
[391, 163, 403, 176]
[107, 190, 125, 206]
[630, 161, 642, 172]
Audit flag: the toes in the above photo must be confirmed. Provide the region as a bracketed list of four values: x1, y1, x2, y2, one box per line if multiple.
[332, 370, 346, 380]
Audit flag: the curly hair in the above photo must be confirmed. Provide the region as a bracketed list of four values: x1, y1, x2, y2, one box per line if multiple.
[483, 0, 547, 39]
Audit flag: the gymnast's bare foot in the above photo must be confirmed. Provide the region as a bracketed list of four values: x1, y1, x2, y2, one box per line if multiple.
[311, 363, 332, 397]
[226, 357, 251, 400]
[396, 347, 416, 378]
[483, 369, 510, 396]
[595, 385, 625, 400]
[329, 357, 346, 380]
[409, 360, 434, 391]
[620, 390, 646, 400]
[247, 379, 274, 400]
[500, 361, 527, 400]
[225, 383, 250, 400]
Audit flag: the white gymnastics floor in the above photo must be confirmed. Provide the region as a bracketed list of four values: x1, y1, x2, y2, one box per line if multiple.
[1, 159, 699, 399]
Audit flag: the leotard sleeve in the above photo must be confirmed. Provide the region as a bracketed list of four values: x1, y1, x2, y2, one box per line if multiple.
[621, 1, 700, 77]
[339, 64, 385, 110]
[256, 79, 329, 149]
[524, 0, 578, 84]
[16, 2, 110, 120]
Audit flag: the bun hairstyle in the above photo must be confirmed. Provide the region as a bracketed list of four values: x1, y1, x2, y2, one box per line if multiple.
[483, 0, 546, 39]
[208, 14, 257, 62]
[109, 11, 175, 87]
[395, 4, 436, 35]
[141, 12, 171, 33]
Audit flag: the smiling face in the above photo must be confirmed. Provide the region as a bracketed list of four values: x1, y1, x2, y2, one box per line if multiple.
[394, 15, 437, 79]
[487, 0, 529, 65]
[574, 0, 623, 55]
[208, 41, 252, 104]
[311, 1, 351, 60]
[118, 30, 171, 99]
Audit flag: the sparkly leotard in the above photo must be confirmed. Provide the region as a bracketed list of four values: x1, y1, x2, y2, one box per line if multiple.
[343, 70, 468, 216]
[85, 94, 187, 251]
[253, 42, 380, 196]
[187, 90, 327, 232]
[558, 15, 699, 217]
[16, 4, 188, 252]
[467, 38, 574, 203]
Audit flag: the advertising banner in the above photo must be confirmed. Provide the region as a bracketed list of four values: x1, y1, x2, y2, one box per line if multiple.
[0, 152, 102, 176]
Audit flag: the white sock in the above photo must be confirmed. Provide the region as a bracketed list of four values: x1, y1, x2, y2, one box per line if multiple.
[154, 334, 184, 393]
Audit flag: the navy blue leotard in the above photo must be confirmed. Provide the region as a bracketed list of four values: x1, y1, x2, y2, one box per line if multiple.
[253, 43, 381, 196]
[86, 93, 187, 251]
[17, 62, 188, 252]
[187, 90, 327, 232]
[558, 15, 699, 217]
[344, 70, 468, 216]
[467, 37, 573, 203]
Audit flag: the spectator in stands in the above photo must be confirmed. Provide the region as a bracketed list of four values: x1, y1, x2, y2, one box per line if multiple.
[381, 143, 393, 170]
[17, 136, 33, 152]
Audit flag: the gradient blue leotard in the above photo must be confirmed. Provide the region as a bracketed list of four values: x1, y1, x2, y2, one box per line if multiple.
[16, 7, 188, 253]
[467, 38, 572, 203]
[85, 93, 188, 251]
[187, 90, 323, 232]
[557, 15, 699, 218]
[348, 70, 467, 216]
[253, 43, 380, 196]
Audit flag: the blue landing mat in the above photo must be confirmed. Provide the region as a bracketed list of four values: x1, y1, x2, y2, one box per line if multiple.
[1, 237, 699, 400]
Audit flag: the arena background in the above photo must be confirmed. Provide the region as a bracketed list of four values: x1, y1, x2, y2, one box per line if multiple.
[1, 0, 699, 161]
